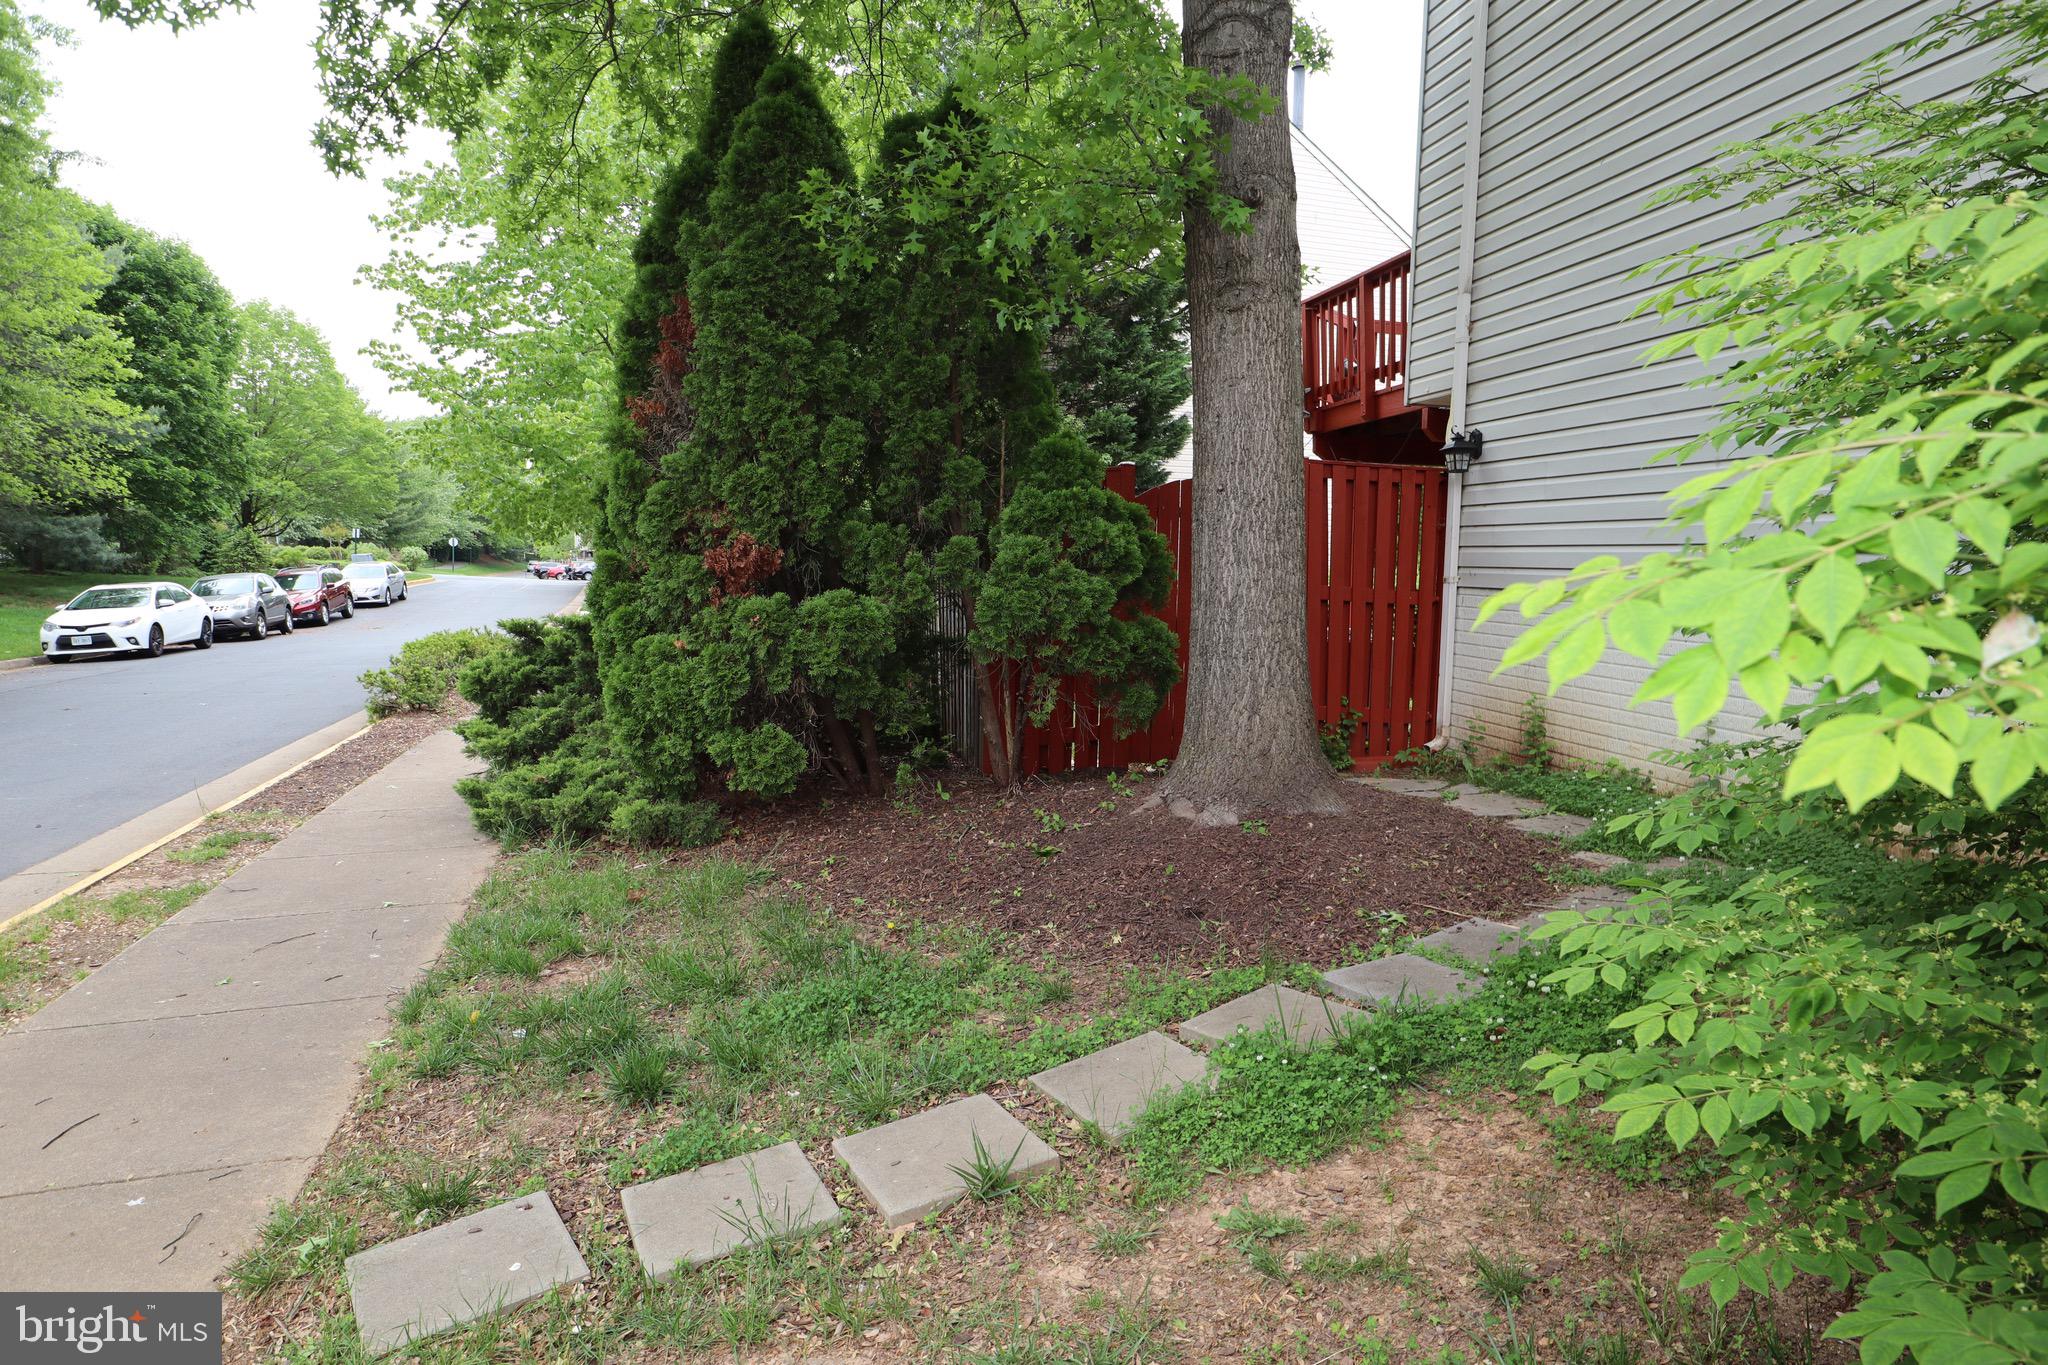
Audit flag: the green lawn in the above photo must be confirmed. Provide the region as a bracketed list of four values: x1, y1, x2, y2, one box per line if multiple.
[427, 557, 527, 577]
[0, 570, 178, 661]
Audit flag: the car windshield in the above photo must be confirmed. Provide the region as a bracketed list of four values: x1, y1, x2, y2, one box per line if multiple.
[66, 587, 149, 610]
[342, 564, 382, 579]
[275, 571, 323, 591]
[193, 574, 257, 597]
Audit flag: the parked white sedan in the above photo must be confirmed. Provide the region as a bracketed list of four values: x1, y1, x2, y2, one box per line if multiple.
[342, 560, 408, 606]
[39, 582, 215, 661]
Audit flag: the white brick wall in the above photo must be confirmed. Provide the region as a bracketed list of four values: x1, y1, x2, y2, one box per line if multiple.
[1445, 586, 1768, 784]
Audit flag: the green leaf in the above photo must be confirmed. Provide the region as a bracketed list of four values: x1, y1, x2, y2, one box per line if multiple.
[1547, 619, 1607, 693]
[1933, 1163, 1992, 1218]
[1711, 579, 1791, 669]
[1665, 1100, 1700, 1150]
[1952, 500, 2012, 564]
[1608, 598, 1670, 662]
[1970, 741, 2036, 811]
[1888, 517, 1958, 587]
[1796, 553, 1867, 645]
[1770, 452, 1832, 525]
[1475, 583, 1532, 627]
[1612, 1104, 1661, 1140]
[1894, 724, 1958, 797]
[1633, 646, 1729, 735]
[1700, 1095, 1732, 1144]
[1738, 657, 1791, 718]
[1702, 471, 1767, 548]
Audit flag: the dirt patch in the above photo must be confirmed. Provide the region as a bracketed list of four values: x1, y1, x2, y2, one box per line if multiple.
[713, 767, 1563, 977]
[0, 703, 468, 1032]
[226, 1086, 1845, 1363]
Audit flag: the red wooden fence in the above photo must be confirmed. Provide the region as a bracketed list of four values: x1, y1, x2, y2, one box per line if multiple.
[1306, 459, 1447, 767]
[988, 458, 1445, 777]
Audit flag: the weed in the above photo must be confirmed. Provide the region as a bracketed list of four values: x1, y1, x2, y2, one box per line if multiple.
[224, 1204, 360, 1295]
[389, 1166, 481, 1225]
[1215, 1205, 1306, 1241]
[1089, 1219, 1158, 1256]
[604, 1038, 680, 1107]
[641, 940, 748, 1005]
[827, 1044, 909, 1124]
[1298, 1239, 1412, 1285]
[1470, 1247, 1537, 1306]
[697, 1010, 777, 1080]
[949, 1132, 1027, 1201]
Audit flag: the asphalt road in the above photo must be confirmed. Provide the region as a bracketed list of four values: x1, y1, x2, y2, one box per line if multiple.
[0, 573, 581, 880]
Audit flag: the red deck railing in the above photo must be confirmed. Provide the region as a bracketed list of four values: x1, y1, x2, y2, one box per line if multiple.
[1302, 250, 1413, 433]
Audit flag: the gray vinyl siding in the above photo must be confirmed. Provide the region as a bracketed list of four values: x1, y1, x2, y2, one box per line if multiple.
[1406, 0, 1999, 775]
[1406, 0, 1474, 406]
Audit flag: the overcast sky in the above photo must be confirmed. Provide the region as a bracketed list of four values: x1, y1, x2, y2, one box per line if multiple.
[35, 2, 1423, 422]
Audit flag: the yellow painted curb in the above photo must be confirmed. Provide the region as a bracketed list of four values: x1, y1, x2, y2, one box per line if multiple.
[0, 720, 374, 937]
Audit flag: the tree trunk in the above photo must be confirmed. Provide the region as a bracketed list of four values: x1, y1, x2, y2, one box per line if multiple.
[1163, 0, 1345, 824]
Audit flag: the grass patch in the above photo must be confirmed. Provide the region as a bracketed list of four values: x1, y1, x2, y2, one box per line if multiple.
[166, 829, 278, 864]
[0, 882, 210, 1014]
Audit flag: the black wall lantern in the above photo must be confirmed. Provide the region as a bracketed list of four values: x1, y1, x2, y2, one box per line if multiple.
[1442, 427, 1484, 475]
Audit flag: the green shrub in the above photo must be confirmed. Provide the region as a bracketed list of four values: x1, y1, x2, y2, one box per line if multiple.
[397, 545, 429, 572]
[359, 629, 505, 718]
[1496, 11, 2048, 1361]
[455, 615, 723, 847]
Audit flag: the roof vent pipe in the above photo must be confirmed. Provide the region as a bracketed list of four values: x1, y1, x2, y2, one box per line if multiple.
[1290, 62, 1306, 130]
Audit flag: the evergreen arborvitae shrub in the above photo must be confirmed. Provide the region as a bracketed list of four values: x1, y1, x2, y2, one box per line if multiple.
[455, 616, 719, 845]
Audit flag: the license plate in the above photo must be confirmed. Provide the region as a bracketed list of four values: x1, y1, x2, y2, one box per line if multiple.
[68, 635, 93, 647]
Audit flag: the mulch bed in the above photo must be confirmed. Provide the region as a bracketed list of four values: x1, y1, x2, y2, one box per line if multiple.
[714, 765, 1565, 972]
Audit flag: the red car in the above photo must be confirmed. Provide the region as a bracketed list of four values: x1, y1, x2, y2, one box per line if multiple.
[273, 566, 356, 626]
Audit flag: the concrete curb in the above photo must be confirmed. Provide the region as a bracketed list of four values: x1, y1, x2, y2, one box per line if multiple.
[0, 712, 373, 929]
[0, 655, 42, 673]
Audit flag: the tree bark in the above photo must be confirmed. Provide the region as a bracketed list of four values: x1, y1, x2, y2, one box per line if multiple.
[1163, 0, 1345, 823]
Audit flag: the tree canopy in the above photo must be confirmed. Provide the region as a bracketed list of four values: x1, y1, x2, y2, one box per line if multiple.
[80, 207, 247, 568]
[233, 300, 396, 537]
[0, 0, 143, 513]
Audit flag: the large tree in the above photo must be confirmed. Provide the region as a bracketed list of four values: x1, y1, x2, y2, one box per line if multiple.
[0, 0, 142, 512]
[233, 300, 395, 537]
[82, 209, 246, 568]
[1162, 0, 1344, 821]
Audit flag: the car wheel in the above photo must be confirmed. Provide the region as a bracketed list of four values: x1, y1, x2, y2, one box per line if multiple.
[251, 612, 268, 641]
[316, 603, 330, 627]
[340, 598, 354, 619]
[196, 618, 213, 650]
[145, 625, 165, 657]
[47, 654, 72, 664]
[279, 609, 294, 635]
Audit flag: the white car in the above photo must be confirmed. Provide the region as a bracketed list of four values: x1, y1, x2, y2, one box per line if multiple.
[40, 581, 216, 661]
[342, 560, 408, 605]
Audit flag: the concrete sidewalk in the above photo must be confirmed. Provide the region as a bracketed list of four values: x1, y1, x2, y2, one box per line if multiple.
[0, 729, 496, 1292]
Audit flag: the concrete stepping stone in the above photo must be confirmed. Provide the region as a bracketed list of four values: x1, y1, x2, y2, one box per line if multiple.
[1508, 812, 1595, 839]
[1535, 886, 1638, 912]
[345, 1190, 589, 1355]
[1177, 984, 1364, 1050]
[1414, 918, 1528, 963]
[1322, 953, 1481, 1007]
[1442, 786, 1547, 818]
[1354, 776, 1448, 795]
[1570, 850, 1629, 869]
[1028, 1031, 1208, 1138]
[621, 1141, 841, 1279]
[832, 1094, 1057, 1228]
